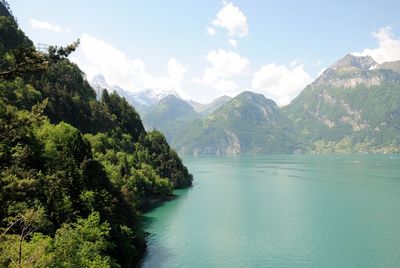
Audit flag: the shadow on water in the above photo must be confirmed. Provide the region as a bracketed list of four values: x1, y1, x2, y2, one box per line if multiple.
[141, 215, 158, 229]
[142, 185, 193, 213]
[136, 237, 178, 268]
[137, 186, 193, 266]
[142, 194, 178, 213]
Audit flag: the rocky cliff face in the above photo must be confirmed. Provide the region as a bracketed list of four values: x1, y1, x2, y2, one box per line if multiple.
[311, 54, 400, 88]
[286, 54, 400, 153]
[330, 54, 376, 71]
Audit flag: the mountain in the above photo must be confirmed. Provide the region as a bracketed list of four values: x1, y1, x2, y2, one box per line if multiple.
[89, 75, 233, 146]
[286, 54, 400, 153]
[187, 99, 205, 113]
[172, 91, 301, 155]
[331, 53, 377, 71]
[128, 88, 180, 112]
[38, 49, 400, 156]
[142, 95, 232, 146]
[168, 54, 400, 155]
[89, 74, 179, 114]
[143, 95, 200, 143]
[187, 95, 232, 116]
[377, 60, 400, 74]
[90, 74, 142, 107]
[200, 95, 232, 116]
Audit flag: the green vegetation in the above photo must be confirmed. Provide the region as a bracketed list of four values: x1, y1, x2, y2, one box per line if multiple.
[166, 55, 400, 155]
[0, 13, 191, 268]
[143, 95, 200, 143]
[172, 91, 302, 155]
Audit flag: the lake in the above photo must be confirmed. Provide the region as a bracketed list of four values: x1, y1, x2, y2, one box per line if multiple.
[139, 155, 400, 268]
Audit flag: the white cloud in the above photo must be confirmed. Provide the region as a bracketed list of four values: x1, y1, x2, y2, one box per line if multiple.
[205, 49, 249, 80]
[214, 79, 238, 93]
[29, 19, 66, 33]
[72, 34, 187, 96]
[228, 39, 237, 47]
[252, 63, 313, 106]
[167, 58, 186, 84]
[212, 1, 248, 37]
[207, 27, 216, 36]
[352, 26, 400, 64]
[195, 49, 249, 94]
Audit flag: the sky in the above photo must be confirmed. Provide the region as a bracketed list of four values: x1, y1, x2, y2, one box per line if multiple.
[9, 0, 400, 105]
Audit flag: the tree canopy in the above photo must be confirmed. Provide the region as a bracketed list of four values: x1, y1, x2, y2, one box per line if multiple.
[0, 14, 192, 268]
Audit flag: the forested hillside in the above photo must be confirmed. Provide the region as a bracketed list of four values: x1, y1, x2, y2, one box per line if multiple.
[0, 10, 192, 268]
[143, 95, 200, 143]
[172, 91, 301, 155]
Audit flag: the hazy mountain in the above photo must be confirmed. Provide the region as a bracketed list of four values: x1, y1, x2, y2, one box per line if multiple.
[200, 95, 232, 116]
[90, 74, 109, 97]
[187, 95, 232, 116]
[172, 91, 301, 155]
[286, 54, 400, 153]
[130, 88, 180, 112]
[377, 61, 400, 74]
[187, 96, 232, 116]
[187, 100, 206, 113]
[89, 74, 179, 114]
[143, 95, 200, 143]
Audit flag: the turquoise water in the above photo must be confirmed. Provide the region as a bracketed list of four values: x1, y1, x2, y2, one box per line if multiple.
[139, 155, 400, 268]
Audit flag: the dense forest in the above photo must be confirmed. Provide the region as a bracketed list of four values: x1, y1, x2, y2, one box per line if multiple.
[0, 7, 192, 268]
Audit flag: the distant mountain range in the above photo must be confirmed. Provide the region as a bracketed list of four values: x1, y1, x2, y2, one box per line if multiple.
[90, 74, 179, 114]
[90, 75, 233, 118]
[91, 54, 400, 155]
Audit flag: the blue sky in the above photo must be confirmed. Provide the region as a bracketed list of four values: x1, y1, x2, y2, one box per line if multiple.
[9, 0, 400, 104]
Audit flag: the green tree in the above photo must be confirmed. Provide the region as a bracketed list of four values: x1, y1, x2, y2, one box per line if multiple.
[0, 15, 79, 81]
[0, 206, 51, 268]
[52, 212, 113, 268]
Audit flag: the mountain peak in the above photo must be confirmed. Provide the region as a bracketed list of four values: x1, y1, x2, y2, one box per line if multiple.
[331, 54, 377, 71]
[311, 54, 386, 88]
[237, 91, 266, 100]
[236, 91, 278, 107]
[159, 94, 183, 103]
[143, 94, 199, 142]
[91, 74, 107, 86]
[173, 90, 297, 155]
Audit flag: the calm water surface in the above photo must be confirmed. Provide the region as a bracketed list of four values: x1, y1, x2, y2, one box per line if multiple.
[139, 155, 400, 268]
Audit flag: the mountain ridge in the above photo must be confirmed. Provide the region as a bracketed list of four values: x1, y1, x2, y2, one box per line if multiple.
[285, 54, 400, 153]
[89, 74, 180, 114]
[92, 54, 400, 155]
[165, 55, 400, 155]
[172, 91, 301, 155]
[143, 94, 200, 143]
